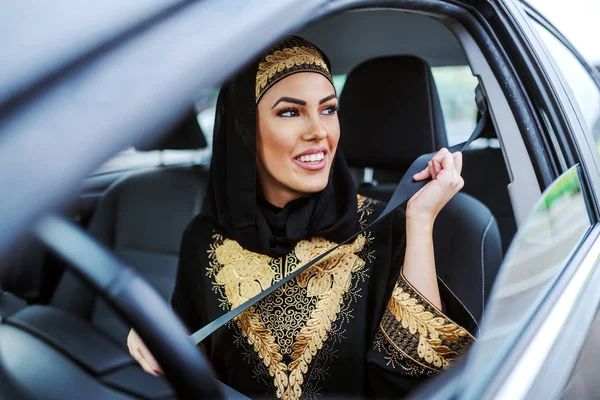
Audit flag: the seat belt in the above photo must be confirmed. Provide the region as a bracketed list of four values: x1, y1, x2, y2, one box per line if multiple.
[191, 95, 490, 347]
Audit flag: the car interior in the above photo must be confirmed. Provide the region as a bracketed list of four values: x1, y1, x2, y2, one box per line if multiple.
[0, 7, 536, 400]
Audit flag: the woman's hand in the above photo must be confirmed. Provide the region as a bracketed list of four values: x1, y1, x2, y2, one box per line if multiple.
[408, 148, 464, 226]
[127, 328, 163, 376]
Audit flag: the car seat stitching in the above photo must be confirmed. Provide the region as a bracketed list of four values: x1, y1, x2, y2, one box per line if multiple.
[480, 216, 494, 315]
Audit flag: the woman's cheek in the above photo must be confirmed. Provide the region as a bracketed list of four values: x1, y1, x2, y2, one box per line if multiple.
[266, 130, 296, 169]
[327, 125, 341, 152]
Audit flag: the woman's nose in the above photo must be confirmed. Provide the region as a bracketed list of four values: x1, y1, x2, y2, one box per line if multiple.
[303, 113, 327, 141]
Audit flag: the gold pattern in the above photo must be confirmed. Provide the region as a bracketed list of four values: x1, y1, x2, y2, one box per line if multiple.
[207, 197, 374, 400]
[380, 273, 474, 371]
[256, 46, 330, 100]
[214, 240, 274, 308]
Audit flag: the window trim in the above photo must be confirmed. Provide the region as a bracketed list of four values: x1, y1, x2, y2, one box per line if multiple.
[502, 0, 600, 222]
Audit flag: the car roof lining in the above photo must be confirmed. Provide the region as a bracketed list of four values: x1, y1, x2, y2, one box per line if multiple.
[297, 9, 469, 74]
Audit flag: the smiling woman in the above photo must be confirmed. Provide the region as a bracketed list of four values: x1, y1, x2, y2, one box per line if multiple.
[125, 36, 476, 399]
[256, 72, 340, 206]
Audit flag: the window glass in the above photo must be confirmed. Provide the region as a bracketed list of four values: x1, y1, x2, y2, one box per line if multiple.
[463, 166, 592, 397]
[431, 66, 479, 146]
[94, 106, 217, 175]
[92, 114, 213, 175]
[532, 21, 600, 151]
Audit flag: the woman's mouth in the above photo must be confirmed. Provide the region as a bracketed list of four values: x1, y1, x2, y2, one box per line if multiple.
[293, 149, 327, 171]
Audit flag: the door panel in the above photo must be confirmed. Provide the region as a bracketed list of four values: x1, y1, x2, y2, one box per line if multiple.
[462, 165, 593, 399]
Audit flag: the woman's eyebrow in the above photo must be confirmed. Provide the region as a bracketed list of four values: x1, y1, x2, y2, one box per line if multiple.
[319, 94, 337, 104]
[271, 97, 307, 109]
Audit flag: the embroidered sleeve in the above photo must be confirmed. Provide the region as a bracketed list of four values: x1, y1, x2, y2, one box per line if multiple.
[372, 271, 475, 378]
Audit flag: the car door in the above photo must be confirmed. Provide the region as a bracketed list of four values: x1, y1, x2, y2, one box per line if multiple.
[419, 1, 600, 399]
[504, 3, 600, 399]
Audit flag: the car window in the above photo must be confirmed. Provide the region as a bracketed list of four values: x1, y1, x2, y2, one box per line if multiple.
[462, 165, 592, 397]
[431, 66, 479, 146]
[94, 113, 216, 175]
[532, 21, 600, 151]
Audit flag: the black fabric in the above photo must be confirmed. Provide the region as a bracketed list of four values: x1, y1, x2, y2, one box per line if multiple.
[135, 110, 207, 151]
[340, 56, 447, 170]
[200, 58, 360, 258]
[173, 198, 476, 399]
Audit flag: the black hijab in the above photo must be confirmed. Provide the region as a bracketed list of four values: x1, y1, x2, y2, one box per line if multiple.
[200, 37, 360, 257]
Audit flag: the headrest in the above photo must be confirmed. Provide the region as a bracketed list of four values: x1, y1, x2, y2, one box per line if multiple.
[136, 110, 207, 151]
[339, 56, 447, 170]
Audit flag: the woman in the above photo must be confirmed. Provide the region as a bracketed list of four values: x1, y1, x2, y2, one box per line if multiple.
[128, 37, 475, 399]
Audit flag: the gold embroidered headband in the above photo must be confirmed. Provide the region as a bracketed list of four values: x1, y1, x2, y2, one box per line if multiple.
[255, 37, 333, 103]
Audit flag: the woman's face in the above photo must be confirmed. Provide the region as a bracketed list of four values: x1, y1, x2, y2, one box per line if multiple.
[256, 72, 339, 208]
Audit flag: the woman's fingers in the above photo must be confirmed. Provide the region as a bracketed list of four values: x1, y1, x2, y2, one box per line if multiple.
[433, 159, 442, 175]
[439, 150, 455, 177]
[429, 161, 437, 180]
[127, 329, 163, 376]
[138, 345, 163, 376]
[454, 151, 463, 175]
[432, 148, 449, 164]
[413, 164, 431, 181]
[135, 348, 161, 376]
[413, 148, 463, 182]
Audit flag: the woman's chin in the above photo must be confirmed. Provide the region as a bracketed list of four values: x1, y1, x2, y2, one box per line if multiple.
[295, 180, 329, 195]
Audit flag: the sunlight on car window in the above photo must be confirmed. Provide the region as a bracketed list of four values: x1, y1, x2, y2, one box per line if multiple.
[431, 66, 479, 146]
[93, 114, 213, 175]
[533, 21, 600, 150]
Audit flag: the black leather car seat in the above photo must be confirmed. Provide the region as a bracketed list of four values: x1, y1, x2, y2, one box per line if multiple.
[51, 111, 210, 346]
[339, 56, 503, 320]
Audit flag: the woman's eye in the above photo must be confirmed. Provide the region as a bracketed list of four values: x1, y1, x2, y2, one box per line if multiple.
[277, 108, 300, 117]
[322, 105, 338, 115]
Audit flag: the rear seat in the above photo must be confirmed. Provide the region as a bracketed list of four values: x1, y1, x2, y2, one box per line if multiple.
[462, 134, 517, 253]
[51, 111, 210, 346]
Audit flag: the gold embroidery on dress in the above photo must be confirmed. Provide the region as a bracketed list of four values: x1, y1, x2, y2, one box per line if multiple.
[380, 274, 475, 371]
[207, 196, 374, 400]
[255, 46, 330, 100]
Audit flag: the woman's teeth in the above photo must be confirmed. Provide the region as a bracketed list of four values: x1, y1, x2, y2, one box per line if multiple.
[296, 152, 324, 163]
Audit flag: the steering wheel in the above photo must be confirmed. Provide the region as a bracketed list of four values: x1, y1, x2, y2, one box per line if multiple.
[34, 215, 223, 399]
